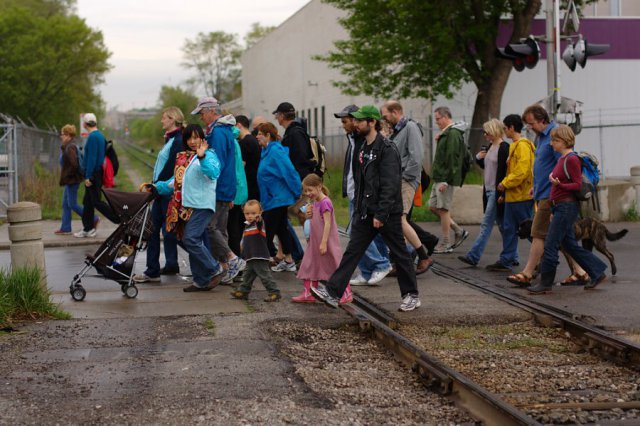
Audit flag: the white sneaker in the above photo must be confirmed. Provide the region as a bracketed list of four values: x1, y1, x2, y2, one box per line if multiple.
[368, 266, 392, 285]
[74, 229, 96, 238]
[349, 274, 368, 286]
[399, 294, 421, 312]
[133, 273, 160, 283]
[271, 260, 296, 272]
[433, 243, 453, 254]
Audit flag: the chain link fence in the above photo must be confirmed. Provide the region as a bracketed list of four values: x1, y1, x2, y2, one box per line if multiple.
[0, 114, 59, 218]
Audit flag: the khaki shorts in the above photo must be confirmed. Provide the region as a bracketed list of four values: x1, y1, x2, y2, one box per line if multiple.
[401, 180, 417, 215]
[428, 182, 454, 211]
[531, 199, 552, 239]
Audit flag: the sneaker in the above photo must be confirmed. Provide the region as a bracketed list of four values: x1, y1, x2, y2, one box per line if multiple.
[310, 282, 339, 308]
[399, 294, 421, 312]
[74, 229, 96, 238]
[433, 243, 453, 254]
[271, 260, 297, 272]
[485, 262, 512, 272]
[230, 290, 249, 300]
[450, 229, 470, 249]
[225, 257, 246, 282]
[264, 293, 282, 302]
[368, 266, 393, 285]
[132, 273, 160, 283]
[457, 255, 478, 266]
[349, 274, 368, 286]
[54, 230, 72, 235]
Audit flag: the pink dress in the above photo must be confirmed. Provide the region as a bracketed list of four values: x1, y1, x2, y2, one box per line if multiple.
[297, 197, 342, 281]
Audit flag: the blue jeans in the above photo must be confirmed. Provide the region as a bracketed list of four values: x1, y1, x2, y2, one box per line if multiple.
[287, 220, 304, 262]
[181, 209, 221, 288]
[499, 199, 534, 267]
[466, 190, 503, 264]
[144, 196, 179, 277]
[60, 183, 97, 232]
[540, 201, 607, 281]
[349, 199, 391, 279]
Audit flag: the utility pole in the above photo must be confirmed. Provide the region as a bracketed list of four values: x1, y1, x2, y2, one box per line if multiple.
[545, 0, 561, 119]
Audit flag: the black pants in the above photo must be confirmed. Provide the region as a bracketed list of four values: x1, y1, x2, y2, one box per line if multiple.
[227, 204, 245, 257]
[81, 176, 120, 231]
[407, 206, 439, 255]
[327, 213, 418, 298]
[262, 205, 293, 256]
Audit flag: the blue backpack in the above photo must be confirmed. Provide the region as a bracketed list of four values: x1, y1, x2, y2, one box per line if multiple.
[563, 151, 600, 209]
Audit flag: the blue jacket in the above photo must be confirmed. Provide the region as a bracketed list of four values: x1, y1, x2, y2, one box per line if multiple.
[233, 141, 248, 206]
[257, 141, 301, 211]
[82, 130, 106, 180]
[156, 149, 221, 211]
[153, 128, 183, 184]
[533, 121, 561, 201]
[206, 120, 237, 202]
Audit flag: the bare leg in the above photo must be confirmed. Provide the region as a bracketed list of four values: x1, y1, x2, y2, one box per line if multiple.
[401, 215, 422, 248]
[522, 237, 544, 277]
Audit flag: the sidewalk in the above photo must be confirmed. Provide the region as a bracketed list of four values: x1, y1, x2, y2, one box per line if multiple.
[0, 219, 119, 249]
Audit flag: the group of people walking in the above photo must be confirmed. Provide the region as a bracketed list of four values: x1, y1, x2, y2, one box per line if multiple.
[56, 98, 608, 313]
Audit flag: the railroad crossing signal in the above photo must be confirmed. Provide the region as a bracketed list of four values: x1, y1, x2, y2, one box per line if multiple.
[496, 36, 540, 71]
[562, 36, 610, 71]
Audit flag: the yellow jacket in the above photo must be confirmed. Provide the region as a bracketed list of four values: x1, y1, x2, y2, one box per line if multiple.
[501, 137, 535, 202]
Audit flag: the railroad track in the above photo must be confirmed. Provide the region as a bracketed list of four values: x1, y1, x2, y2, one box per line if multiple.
[339, 264, 640, 425]
[119, 140, 155, 171]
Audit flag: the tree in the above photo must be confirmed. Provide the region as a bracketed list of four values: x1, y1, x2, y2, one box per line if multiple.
[0, 3, 111, 127]
[244, 22, 275, 49]
[182, 31, 242, 101]
[320, 0, 593, 150]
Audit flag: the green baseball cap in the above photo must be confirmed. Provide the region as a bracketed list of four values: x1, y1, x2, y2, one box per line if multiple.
[351, 105, 381, 120]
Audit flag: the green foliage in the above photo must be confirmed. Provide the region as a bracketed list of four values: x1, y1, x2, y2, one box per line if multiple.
[624, 205, 640, 222]
[0, 1, 111, 128]
[0, 266, 71, 328]
[182, 31, 242, 101]
[244, 22, 276, 49]
[19, 162, 63, 219]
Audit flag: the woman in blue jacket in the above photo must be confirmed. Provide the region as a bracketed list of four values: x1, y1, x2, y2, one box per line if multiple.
[256, 122, 302, 272]
[155, 124, 225, 292]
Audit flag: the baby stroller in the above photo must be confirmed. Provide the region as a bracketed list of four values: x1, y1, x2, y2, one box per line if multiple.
[69, 188, 155, 301]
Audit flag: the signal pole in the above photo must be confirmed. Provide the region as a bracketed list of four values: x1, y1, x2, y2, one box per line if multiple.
[546, 0, 561, 118]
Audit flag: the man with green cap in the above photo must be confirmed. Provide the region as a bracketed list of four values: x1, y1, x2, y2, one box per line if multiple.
[311, 105, 421, 312]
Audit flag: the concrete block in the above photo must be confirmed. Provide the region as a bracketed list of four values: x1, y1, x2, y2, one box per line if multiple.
[583, 179, 634, 222]
[451, 185, 484, 225]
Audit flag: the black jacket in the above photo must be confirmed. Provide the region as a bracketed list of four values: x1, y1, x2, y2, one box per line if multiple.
[476, 141, 509, 219]
[354, 133, 403, 223]
[282, 121, 314, 180]
[342, 131, 365, 198]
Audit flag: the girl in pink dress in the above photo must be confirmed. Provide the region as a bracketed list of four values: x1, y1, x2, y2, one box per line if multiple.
[292, 174, 352, 304]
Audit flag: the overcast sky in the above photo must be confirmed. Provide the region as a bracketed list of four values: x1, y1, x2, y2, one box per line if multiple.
[76, 0, 310, 111]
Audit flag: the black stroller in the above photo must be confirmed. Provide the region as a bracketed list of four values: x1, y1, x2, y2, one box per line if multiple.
[69, 188, 155, 301]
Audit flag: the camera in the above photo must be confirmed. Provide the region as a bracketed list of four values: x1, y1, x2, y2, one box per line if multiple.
[481, 144, 489, 152]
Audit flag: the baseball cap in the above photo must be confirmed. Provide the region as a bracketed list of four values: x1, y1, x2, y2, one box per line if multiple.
[83, 113, 97, 125]
[191, 96, 219, 115]
[272, 102, 295, 115]
[351, 105, 381, 121]
[333, 104, 359, 118]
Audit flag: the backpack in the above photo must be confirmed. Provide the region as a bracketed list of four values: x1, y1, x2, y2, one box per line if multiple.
[460, 142, 474, 187]
[563, 151, 600, 210]
[309, 135, 327, 177]
[105, 140, 120, 176]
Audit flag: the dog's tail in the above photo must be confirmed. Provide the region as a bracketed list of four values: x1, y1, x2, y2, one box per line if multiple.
[606, 228, 628, 241]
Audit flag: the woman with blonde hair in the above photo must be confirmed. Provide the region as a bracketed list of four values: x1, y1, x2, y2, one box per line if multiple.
[458, 118, 510, 268]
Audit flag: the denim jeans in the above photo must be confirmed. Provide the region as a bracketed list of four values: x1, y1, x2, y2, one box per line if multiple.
[60, 183, 96, 232]
[287, 220, 305, 262]
[181, 209, 221, 287]
[144, 196, 179, 277]
[348, 199, 391, 279]
[466, 190, 503, 264]
[499, 199, 534, 267]
[540, 201, 607, 281]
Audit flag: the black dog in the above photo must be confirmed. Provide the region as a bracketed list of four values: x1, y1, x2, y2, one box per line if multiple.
[518, 217, 628, 275]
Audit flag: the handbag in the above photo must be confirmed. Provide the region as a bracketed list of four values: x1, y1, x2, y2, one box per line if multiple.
[166, 151, 196, 240]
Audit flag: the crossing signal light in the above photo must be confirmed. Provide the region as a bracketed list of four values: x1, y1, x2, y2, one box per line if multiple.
[562, 36, 610, 71]
[496, 36, 540, 71]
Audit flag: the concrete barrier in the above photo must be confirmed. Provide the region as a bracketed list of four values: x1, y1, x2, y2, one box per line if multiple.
[583, 179, 635, 222]
[631, 166, 640, 213]
[450, 185, 484, 225]
[7, 202, 47, 287]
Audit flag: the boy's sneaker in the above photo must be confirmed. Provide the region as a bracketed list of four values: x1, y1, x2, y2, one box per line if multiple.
[133, 273, 160, 283]
[433, 243, 453, 254]
[368, 266, 393, 285]
[74, 229, 96, 238]
[450, 229, 470, 249]
[263, 293, 282, 302]
[230, 290, 249, 300]
[310, 282, 339, 309]
[349, 274, 368, 286]
[271, 260, 296, 272]
[399, 294, 421, 312]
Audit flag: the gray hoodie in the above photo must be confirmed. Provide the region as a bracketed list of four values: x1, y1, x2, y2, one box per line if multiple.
[391, 118, 424, 189]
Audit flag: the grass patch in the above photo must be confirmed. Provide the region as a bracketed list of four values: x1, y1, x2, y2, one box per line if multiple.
[624, 204, 640, 222]
[0, 266, 71, 328]
[203, 317, 215, 334]
[19, 162, 63, 219]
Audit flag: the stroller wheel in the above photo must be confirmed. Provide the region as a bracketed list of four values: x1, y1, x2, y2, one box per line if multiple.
[71, 286, 86, 302]
[124, 285, 138, 299]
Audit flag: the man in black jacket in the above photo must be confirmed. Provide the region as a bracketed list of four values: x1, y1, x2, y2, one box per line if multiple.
[312, 105, 421, 312]
[274, 102, 314, 180]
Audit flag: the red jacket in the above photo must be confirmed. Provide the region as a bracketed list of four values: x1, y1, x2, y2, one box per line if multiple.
[102, 156, 115, 188]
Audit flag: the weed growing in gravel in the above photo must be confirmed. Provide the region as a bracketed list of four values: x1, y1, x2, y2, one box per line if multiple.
[0, 266, 70, 328]
[203, 318, 215, 334]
